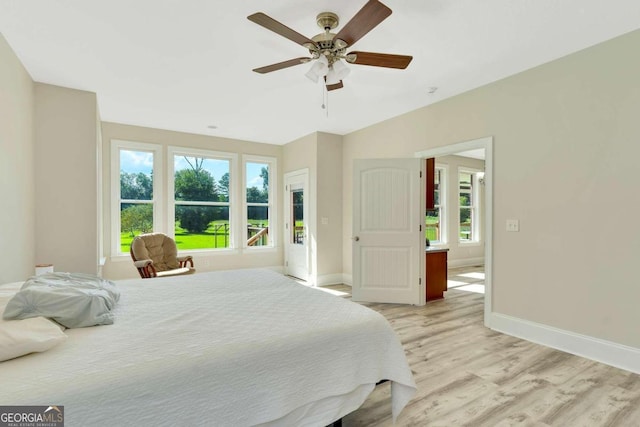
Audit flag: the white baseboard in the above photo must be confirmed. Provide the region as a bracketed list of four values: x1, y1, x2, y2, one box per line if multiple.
[447, 257, 485, 268]
[315, 274, 346, 287]
[488, 312, 640, 375]
[342, 274, 352, 287]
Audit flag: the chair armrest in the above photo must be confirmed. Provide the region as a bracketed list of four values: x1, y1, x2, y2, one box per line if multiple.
[134, 259, 153, 268]
[134, 259, 157, 278]
[177, 255, 194, 268]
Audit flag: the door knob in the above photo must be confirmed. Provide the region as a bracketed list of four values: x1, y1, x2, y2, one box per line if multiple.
[353, 236, 360, 241]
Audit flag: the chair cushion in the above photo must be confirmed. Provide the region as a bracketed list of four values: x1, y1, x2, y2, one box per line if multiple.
[131, 233, 180, 272]
[155, 267, 196, 278]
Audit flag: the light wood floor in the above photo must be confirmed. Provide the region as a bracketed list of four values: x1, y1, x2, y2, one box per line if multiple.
[324, 267, 640, 427]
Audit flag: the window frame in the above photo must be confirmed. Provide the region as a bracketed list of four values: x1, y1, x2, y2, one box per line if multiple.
[242, 155, 277, 250]
[110, 139, 163, 257]
[430, 164, 447, 245]
[458, 167, 481, 245]
[168, 146, 238, 252]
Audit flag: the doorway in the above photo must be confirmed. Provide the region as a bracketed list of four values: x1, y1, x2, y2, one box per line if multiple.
[415, 136, 493, 325]
[284, 169, 309, 281]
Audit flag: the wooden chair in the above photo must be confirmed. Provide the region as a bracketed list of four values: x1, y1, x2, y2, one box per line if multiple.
[130, 233, 195, 279]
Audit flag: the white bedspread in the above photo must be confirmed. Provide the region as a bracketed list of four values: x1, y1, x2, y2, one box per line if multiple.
[0, 269, 416, 426]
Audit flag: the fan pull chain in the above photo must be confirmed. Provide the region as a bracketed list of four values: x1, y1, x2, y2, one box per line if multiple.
[321, 83, 329, 117]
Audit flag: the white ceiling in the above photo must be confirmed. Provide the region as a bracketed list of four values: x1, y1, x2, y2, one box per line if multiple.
[1, 1, 639, 145]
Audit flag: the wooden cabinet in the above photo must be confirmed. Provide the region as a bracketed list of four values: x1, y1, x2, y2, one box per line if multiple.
[426, 249, 448, 301]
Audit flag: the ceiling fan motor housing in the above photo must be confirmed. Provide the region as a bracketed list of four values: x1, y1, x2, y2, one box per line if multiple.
[310, 12, 347, 63]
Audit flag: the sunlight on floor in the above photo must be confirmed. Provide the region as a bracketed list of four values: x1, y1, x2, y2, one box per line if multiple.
[459, 272, 485, 280]
[447, 280, 469, 288]
[314, 287, 350, 297]
[454, 283, 485, 294]
[448, 267, 485, 294]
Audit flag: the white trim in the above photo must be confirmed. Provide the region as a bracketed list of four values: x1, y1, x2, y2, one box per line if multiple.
[110, 139, 163, 256]
[342, 274, 353, 287]
[447, 257, 485, 268]
[316, 274, 345, 287]
[415, 136, 493, 325]
[488, 313, 640, 375]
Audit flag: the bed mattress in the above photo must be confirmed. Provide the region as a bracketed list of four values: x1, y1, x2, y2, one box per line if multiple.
[0, 268, 416, 426]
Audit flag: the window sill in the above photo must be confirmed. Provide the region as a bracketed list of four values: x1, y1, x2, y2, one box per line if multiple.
[458, 240, 482, 247]
[111, 246, 279, 260]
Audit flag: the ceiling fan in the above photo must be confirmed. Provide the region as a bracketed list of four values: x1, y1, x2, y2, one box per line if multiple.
[248, 0, 413, 91]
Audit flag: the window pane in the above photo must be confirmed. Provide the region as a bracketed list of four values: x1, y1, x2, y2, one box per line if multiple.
[246, 162, 269, 203]
[459, 172, 472, 191]
[120, 202, 153, 252]
[120, 150, 153, 200]
[460, 208, 472, 240]
[175, 206, 230, 250]
[247, 206, 269, 246]
[459, 193, 471, 207]
[425, 209, 440, 243]
[292, 190, 304, 244]
[174, 156, 230, 202]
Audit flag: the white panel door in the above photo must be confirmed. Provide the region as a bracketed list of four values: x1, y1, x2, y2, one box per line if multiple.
[352, 159, 424, 305]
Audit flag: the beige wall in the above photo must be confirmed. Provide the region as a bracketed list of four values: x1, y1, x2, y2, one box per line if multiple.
[435, 155, 485, 265]
[101, 122, 284, 280]
[0, 34, 35, 282]
[343, 29, 640, 348]
[34, 83, 99, 274]
[316, 132, 343, 281]
[283, 132, 344, 285]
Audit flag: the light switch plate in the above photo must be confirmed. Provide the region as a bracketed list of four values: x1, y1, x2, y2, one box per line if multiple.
[321, 217, 329, 225]
[506, 219, 519, 232]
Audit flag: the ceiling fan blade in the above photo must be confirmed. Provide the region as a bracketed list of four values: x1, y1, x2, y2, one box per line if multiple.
[252, 57, 310, 74]
[334, 0, 392, 47]
[326, 80, 344, 91]
[347, 51, 413, 69]
[248, 13, 317, 49]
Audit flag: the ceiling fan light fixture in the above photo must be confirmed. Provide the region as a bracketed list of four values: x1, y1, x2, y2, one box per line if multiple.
[325, 68, 339, 85]
[332, 59, 350, 80]
[305, 54, 329, 83]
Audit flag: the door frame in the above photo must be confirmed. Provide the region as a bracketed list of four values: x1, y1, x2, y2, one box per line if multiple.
[414, 136, 493, 326]
[284, 168, 310, 281]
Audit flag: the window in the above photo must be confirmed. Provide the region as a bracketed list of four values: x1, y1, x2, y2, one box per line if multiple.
[426, 166, 446, 245]
[244, 156, 276, 248]
[458, 169, 480, 242]
[111, 140, 162, 255]
[110, 142, 278, 257]
[169, 148, 236, 251]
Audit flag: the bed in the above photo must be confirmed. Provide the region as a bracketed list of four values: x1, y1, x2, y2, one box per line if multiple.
[0, 268, 416, 426]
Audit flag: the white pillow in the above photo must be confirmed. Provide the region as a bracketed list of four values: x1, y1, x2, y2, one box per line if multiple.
[0, 316, 67, 362]
[0, 283, 67, 362]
